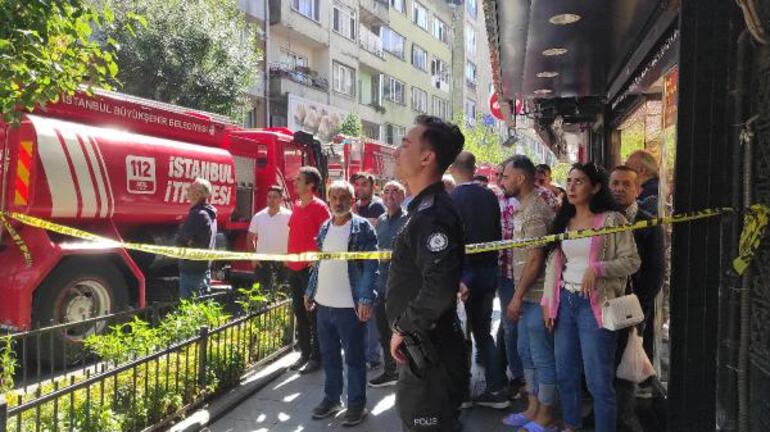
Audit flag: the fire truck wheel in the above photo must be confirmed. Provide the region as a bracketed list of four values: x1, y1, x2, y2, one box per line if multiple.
[32, 262, 129, 367]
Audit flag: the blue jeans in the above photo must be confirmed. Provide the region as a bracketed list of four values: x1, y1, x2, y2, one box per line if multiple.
[365, 313, 381, 364]
[497, 277, 523, 379]
[555, 290, 617, 432]
[316, 305, 367, 408]
[463, 264, 506, 393]
[517, 301, 556, 406]
[179, 270, 211, 299]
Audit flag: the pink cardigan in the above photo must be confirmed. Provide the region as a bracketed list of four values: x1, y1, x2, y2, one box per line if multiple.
[540, 212, 641, 327]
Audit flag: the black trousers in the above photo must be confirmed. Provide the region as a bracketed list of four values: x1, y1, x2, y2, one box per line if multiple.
[639, 297, 655, 361]
[288, 268, 320, 361]
[397, 320, 469, 431]
[375, 296, 397, 375]
[254, 261, 288, 292]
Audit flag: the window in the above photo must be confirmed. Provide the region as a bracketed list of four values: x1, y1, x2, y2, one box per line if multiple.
[385, 123, 407, 145]
[413, 2, 429, 30]
[431, 57, 449, 90]
[465, 61, 477, 86]
[333, 62, 355, 96]
[381, 27, 405, 59]
[292, 0, 320, 21]
[390, 0, 404, 13]
[411, 87, 428, 113]
[412, 45, 428, 72]
[279, 49, 307, 69]
[465, 26, 477, 56]
[466, 0, 477, 19]
[432, 16, 449, 43]
[333, 3, 356, 40]
[465, 99, 477, 125]
[384, 75, 405, 104]
[432, 96, 449, 119]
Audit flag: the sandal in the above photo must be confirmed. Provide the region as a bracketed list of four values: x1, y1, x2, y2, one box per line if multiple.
[517, 421, 559, 432]
[502, 412, 531, 427]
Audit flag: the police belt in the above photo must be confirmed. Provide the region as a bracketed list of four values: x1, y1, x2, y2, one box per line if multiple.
[1, 204, 768, 277]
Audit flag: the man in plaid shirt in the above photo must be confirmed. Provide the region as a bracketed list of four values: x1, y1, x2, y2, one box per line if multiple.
[490, 176, 525, 397]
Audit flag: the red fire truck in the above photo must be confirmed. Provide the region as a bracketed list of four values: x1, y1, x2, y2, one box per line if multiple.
[327, 135, 397, 186]
[0, 89, 327, 337]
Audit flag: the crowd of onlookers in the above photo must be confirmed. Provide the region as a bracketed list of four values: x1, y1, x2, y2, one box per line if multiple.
[178, 133, 665, 431]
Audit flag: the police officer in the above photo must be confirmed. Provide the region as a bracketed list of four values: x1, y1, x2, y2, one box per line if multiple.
[387, 115, 469, 431]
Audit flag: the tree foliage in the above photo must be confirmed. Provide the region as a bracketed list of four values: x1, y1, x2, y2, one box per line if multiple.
[550, 161, 572, 188]
[338, 113, 363, 137]
[454, 113, 513, 165]
[0, 0, 130, 123]
[95, 0, 262, 119]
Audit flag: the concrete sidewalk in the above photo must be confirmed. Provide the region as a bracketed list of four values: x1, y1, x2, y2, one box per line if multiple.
[205, 299, 524, 432]
[204, 351, 521, 432]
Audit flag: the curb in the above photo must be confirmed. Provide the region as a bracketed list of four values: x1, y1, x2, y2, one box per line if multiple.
[169, 352, 298, 432]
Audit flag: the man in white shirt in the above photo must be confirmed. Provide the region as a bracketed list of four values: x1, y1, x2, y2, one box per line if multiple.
[247, 185, 291, 292]
[303, 180, 377, 427]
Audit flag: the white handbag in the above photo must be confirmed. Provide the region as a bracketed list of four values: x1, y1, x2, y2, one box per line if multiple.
[601, 293, 645, 331]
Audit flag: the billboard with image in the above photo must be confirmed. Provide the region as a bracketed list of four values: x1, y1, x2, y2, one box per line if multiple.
[287, 94, 348, 142]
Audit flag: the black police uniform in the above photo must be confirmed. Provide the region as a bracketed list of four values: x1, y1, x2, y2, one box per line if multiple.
[386, 181, 470, 432]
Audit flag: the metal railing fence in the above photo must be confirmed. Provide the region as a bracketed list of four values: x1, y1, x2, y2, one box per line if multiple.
[0, 298, 294, 432]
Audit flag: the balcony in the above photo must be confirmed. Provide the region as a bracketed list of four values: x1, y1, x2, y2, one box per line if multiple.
[269, 63, 329, 99]
[359, 26, 384, 57]
[359, 0, 389, 26]
[359, 25, 385, 69]
[269, 0, 329, 48]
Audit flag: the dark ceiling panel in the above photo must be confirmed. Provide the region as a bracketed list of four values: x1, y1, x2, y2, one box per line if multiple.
[493, 0, 664, 102]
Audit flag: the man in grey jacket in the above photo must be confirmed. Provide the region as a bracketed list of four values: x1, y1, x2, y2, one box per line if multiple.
[176, 178, 217, 298]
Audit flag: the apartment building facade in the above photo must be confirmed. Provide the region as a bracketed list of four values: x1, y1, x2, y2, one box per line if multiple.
[239, 0, 553, 164]
[260, 0, 464, 145]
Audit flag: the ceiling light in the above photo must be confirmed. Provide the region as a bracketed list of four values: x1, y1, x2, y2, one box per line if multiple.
[542, 47, 568, 56]
[537, 71, 559, 78]
[533, 89, 552, 96]
[549, 13, 581, 25]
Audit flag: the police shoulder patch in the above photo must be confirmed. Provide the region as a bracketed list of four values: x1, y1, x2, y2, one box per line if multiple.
[426, 232, 449, 252]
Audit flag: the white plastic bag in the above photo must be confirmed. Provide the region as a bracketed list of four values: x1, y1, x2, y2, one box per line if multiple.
[616, 328, 656, 383]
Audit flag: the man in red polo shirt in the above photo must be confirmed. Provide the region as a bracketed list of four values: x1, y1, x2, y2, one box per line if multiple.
[287, 166, 331, 374]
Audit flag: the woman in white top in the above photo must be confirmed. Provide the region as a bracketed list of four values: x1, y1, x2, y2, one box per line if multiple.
[540, 163, 640, 432]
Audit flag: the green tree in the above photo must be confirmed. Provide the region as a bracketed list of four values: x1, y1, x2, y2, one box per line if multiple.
[0, 0, 130, 123]
[550, 161, 572, 188]
[95, 0, 262, 119]
[338, 113, 363, 137]
[454, 113, 512, 166]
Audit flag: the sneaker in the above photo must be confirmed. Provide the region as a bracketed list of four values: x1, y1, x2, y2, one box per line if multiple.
[460, 400, 473, 410]
[312, 399, 342, 419]
[342, 406, 368, 427]
[289, 357, 308, 371]
[473, 390, 510, 409]
[299, 359, 321, 375]
[636, 385, 653, 399]
[508, 377, 525, 400]
[368, 372, 398, 388]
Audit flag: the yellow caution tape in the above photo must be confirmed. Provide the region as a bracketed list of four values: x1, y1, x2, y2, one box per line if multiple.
[0, 213, 33, 266]
[3, 206, 769, 271]
[733, 203, 770, 275]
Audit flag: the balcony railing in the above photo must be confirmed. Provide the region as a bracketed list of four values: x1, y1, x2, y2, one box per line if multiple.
[359, 26, 384, 58]
[269, 63, 329, 92]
